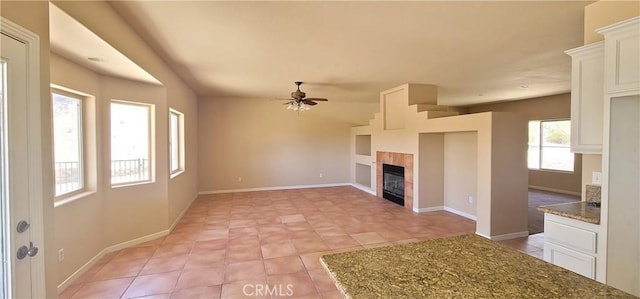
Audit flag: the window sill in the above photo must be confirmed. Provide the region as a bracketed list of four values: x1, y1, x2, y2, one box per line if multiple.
[170, 170, 184, 179]
[54, 190, 97, 208]
[111, 180, 154, 189]
[528, 168, 575, 175]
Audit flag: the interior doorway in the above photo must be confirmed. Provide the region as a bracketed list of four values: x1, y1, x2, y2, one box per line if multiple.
[527, 189, 580, 234]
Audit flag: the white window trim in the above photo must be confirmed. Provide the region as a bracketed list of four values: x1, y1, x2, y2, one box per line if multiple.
[528, 119, 575, 173]
[51, 87, 87, 200]
[110, 100, 154, 187]
[169, 108, 185, 178]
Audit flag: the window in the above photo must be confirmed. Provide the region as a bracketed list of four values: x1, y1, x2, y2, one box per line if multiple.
[528, 120, 574, 172]
[52, 91, 84, 197]
[169, 109, 184, 176]
[111, 101, 153, 185]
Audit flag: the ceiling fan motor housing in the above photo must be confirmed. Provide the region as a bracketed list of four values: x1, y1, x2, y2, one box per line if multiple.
[291, 90, 306, 99]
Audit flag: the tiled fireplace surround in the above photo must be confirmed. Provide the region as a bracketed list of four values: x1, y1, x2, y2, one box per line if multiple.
[376, 151, 414, 211]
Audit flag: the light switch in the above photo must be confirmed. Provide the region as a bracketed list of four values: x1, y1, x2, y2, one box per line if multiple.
[592, 171, 602, 185]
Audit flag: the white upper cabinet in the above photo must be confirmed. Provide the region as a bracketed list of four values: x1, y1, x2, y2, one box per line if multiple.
[597, 17, 640, 94]
[566, 42, 604, 154]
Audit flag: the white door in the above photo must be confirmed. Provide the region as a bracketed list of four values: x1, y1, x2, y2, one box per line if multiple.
[1, 28, 43, 299]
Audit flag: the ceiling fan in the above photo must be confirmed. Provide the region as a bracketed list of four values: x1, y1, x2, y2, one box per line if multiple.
[284, 81, 328, 111]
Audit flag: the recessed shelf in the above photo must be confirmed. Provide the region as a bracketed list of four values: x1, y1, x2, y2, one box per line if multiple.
[355, 163, 372, 188]
[355, 135, 371, 156]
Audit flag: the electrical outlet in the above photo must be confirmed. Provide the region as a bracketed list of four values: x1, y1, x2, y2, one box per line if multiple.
[237, 177, 242, 182]
[319, 173, 323, 178]
[592, 172, 602, 185]
[58, 248, 64, 262]
[468, 196, 474, 204]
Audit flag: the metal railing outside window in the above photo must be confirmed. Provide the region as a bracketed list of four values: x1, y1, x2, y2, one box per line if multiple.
[110, 158, 149, 184]
[54, 161, 81, 195]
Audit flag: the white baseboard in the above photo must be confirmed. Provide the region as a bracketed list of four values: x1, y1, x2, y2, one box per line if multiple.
[57, 229, 169, 294]
[350, 183, 376, 196]
[476, 231, 530, 241]
[58, 193, 199, 293]
[56, 248, 107, 294]
[529, 185, 581, 196]
[443, 206, 477, 221]
[169, 193, 198, 232]
[413, 206, 444, 213]
[198, 183, 351, 195]
[103, 230, 169, 254]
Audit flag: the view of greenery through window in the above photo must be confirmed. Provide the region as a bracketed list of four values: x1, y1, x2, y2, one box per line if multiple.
[528, 120, 574, 172]
[111, 101, 151, 184]
[52, 92, 83, 196]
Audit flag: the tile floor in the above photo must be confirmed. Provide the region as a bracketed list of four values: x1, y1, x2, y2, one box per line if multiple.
[60, 186, 542, 299]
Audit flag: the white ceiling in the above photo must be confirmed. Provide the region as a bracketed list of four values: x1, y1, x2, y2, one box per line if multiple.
[66, 1, 593, 106]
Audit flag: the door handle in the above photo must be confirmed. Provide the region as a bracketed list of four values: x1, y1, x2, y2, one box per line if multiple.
[16, 220, 30, 233]
[16, 242, 38, 260]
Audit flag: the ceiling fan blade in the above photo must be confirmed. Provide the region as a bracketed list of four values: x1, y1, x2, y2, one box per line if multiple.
[302, 100, 318, 106]
[304, 98, 328, 101]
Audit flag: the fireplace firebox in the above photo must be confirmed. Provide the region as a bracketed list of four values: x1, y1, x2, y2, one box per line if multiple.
[382, 164, 404, 206]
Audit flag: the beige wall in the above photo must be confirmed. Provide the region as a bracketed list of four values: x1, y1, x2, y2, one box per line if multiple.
[49, 54, 104, 289]
[469, 93, 583, 195]
[1, 1, 57, 297]
[198, 97, 377, 192]
[418, 133, 444, 209]
[584, 0, 640, 44]
[52, 1, 200, 230]
[355, 83, 528, 238]
[2, 1, 201, 292]
[50, 54, 176, 286]
[100, 76, 169, 245]
[444, 132, 478, 217]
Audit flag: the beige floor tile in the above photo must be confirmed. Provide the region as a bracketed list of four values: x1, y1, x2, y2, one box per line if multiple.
[70, 277, 133, 299]
[122, 271, 180, 298]
[174, 266, 224, 290]
[65, 187, 550, 298]
[264, 256, 306, 275]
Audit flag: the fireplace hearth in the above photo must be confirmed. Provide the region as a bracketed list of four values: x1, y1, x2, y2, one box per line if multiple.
[382, 164, 404, 206]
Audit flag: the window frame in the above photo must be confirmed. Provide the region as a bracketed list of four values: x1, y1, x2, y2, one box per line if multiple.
[528, 119, 575, 173]
[110, 100, 154, 187]
[169, 108, 185, 178]
[51, 88, 86, 199]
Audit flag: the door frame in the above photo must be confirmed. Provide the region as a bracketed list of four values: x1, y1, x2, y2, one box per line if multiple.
[1, 17, 46, 298]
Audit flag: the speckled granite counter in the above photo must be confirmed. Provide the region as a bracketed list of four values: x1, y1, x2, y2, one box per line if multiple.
[320, 234, 633, 298]
[537, 202, 601, 224]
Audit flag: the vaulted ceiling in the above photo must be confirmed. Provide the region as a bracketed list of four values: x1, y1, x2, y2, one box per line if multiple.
[59, 1, 594, 106]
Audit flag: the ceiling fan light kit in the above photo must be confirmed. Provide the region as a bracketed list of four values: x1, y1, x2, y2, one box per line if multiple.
[286, 102, 311, 111]
[284, 81, 328, 112]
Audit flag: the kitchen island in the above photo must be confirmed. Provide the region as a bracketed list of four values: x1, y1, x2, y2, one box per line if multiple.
[321, 234, 632, 298]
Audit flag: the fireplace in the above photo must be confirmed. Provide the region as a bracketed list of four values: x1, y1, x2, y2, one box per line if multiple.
[376, 152, 413, 210]
[382, 164, 405, 206]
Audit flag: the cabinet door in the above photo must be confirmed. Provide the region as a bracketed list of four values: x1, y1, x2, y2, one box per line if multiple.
[545, 219, 597, 254]
[544, 243, 596, 279]
[566, 42, 604, 154]
[598, 17, 640, 93]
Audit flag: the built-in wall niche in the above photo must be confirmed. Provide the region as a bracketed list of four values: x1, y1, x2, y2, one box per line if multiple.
[355, 163, 372, 188]
[355, 135, 371, 156]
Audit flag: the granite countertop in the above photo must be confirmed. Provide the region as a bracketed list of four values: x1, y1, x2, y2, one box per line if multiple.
[320, 234, 633, 298]
[537, 202, 601, 224]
